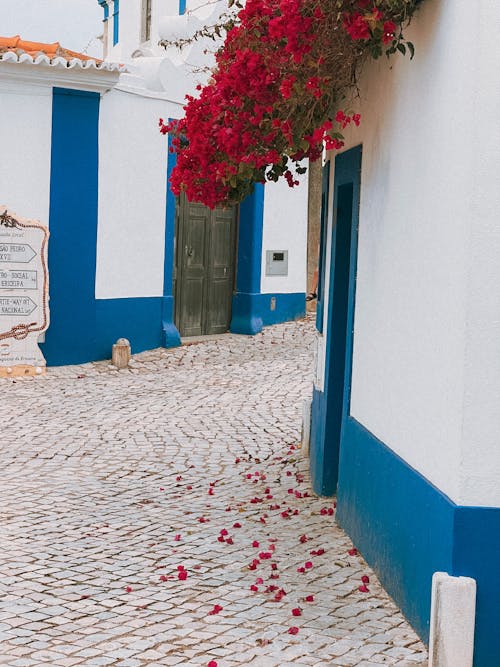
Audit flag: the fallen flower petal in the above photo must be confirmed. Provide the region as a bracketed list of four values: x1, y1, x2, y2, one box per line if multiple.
[292, 607, 302, 616]
[178, 571, 188, 580]
[305, 561, 313, 569]
[250, 584, 259, 592]
[305, 595, 314, 602]
[233, 522, 242, 528]
[288, 626, 299, 635]
[358, 584, 369, 592]
[174, 534, 181, 541]
[361, 575, 370, 584]
[348, 548, 358, 556]
[299, 534, 308, 543]
[125, 586, 133, 593]
[208, 604, 223, 615]
[207, 661, 218, 667]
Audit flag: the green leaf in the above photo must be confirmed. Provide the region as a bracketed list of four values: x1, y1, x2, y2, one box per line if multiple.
[407, 41, 415, 60]
[397, 43, 406, 55]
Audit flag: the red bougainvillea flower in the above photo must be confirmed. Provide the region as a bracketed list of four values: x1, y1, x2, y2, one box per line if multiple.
[383, 20, 397, 44]
[292, 607, 302, 616]
[233, 522, 242, 528]
[176, 475, 182, 481]
[361, 575, 370, 584]
[359, 584, 369, 592]
[288, 626, 299, 635]
[252, 540, 260, 548]
[310, 548, 325, 556]
[305, 595, 314, 602]
[305, 561, 313, 569]
[159, 575, 168, 582]
[207, 661, 218, 667]
[299, 534, 308, 543]
[348, 548, 358, 556]
[250, 584, 259, 592]
[178, 569, 188, 581]
[125, 586, 133, 593]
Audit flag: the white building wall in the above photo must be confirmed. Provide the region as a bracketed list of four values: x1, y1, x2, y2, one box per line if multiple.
[261, 178, 308, 294]
[459, 0, 500, 507]
[319, 0, 500, 507]
[95, 88, 178, 299]
[0, 79, 52, 224]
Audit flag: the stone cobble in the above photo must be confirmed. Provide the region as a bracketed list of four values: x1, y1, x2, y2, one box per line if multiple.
[0, 318, 428, 666]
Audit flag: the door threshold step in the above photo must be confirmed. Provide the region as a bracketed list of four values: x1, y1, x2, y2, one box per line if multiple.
[181, 333, 232, 345]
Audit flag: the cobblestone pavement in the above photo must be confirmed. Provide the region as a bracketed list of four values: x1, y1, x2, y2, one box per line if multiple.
[0, 318, 428, 667]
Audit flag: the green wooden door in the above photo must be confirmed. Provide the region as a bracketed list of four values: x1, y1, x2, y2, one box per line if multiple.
[174, 195, 237, 337]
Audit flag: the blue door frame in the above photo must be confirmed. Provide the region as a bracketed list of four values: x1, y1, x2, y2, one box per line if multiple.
[310, 145, 362, 496]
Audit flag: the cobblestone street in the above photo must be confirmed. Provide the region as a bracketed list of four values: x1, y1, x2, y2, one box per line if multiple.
[0, 318, 427, 667]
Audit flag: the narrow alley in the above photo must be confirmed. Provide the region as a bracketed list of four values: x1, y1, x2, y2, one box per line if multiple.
[0, 319, 427, 667]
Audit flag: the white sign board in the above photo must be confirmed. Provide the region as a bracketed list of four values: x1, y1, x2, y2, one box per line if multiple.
[0, 207, 49, 377]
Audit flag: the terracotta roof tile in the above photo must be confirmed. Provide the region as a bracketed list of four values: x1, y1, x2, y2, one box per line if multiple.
[0, 35, 101, 62]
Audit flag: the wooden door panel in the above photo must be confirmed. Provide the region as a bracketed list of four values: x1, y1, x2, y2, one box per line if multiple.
[175, 197, 237, 337]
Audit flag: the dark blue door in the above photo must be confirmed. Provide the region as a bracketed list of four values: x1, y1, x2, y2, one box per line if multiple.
[310, 146, 362, 496]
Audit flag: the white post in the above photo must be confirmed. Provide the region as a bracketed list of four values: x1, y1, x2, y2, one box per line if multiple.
[301, 397, 312, 456]
[429, 572, 476, 667]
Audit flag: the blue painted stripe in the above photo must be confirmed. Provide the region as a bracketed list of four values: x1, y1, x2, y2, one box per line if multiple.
[231, 292, 305, 334]
[179, 0, 187, 14]
[336, 417, 500, 667]
[113, 0, 119, 45]
[42, 88, 100, 366]
[98, 0, 109, 21]
[96, 297, 163, 357]
[163, 128, 181, 347]
[230, 184, 265, 334]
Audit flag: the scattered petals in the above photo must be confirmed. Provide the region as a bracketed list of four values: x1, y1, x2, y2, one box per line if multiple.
[288, 626, 299, 635]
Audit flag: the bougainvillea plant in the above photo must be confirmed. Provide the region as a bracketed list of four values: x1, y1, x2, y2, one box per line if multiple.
[160, 0, 422, 208]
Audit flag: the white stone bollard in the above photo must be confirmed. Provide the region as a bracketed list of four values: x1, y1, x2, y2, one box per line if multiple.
[301, 397, 312, 456]
[429, 572, 476, 667]
[112, 338, 131, 369]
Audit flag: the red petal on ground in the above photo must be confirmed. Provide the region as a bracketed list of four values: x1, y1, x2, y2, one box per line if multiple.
[348, 548, 358, 556]
[292, 608, 302, 616]
[362, 575, 370, 584]
[125, 586, 133, 593]
[305, 595, 314, 602]
[288, 626, 299, 635]
[178, 571, 188, 580]
[233, 522, 242, 528]
[252, 541, 260, 548]
[358, 584, 369, 592]
[305, 561, 313, 569]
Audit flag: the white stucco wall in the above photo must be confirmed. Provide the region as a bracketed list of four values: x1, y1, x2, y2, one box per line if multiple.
[0, 77, 52, 224]
[261, 177, 308, 294]
[319, 0, 500, 507]
[95, 88, 178, 299]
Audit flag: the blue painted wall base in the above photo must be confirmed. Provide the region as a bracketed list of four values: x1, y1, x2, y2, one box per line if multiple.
[336, 417, 500, 667]
[161, 295, 181, 347]
[230, 292, 305, 335]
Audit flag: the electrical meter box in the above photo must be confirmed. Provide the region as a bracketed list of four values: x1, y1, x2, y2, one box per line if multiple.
[265, 250, 288, 276]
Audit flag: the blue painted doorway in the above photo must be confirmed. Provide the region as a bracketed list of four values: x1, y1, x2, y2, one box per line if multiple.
[310, 145, 362, 496]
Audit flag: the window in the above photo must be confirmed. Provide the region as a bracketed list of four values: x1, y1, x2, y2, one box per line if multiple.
[142, 0, 152, 42]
